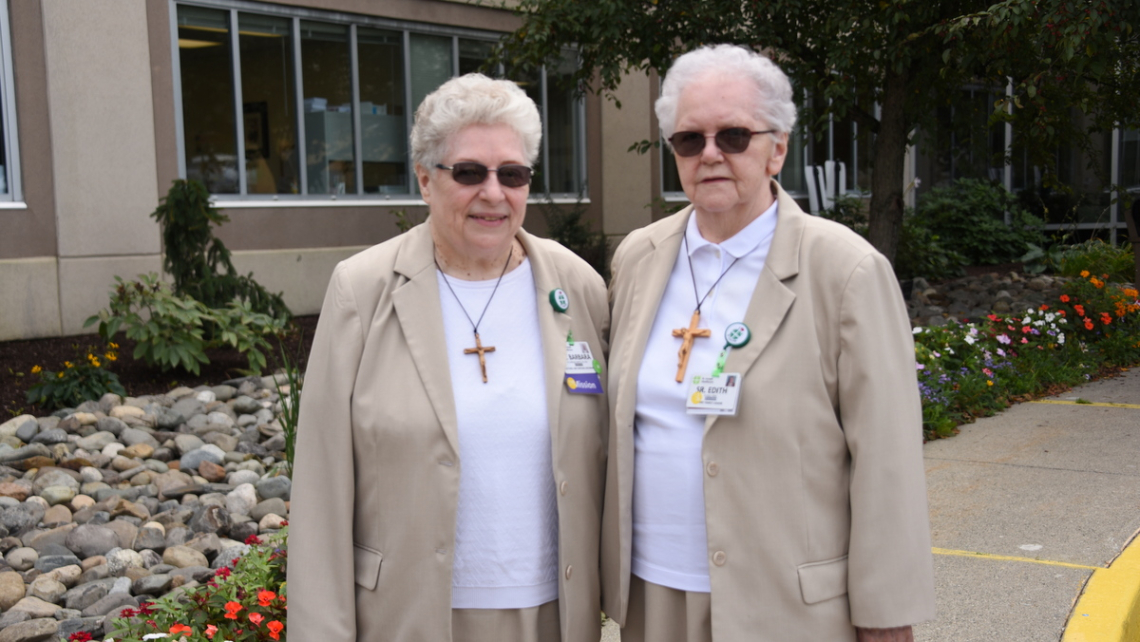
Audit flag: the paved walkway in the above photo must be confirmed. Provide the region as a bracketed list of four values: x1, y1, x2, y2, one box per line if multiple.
[601, 368, 1140, 641]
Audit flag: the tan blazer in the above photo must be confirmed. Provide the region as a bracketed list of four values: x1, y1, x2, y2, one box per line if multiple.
[600, 183, 935, 641]
[288, 223, 609, 642]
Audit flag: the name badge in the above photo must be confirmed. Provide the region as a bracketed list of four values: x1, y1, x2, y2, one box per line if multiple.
[686, 373, 742, 415]
[565, 341, 604, 394]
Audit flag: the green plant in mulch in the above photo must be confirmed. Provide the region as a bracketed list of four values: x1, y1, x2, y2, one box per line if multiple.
[271, 343, 303, 478]
[107, 529, 287, 642]
[25, 344, 126, 411]
[152, 179, 290, 322]
[85, 273, 286, 376]
[1056, 239, 1135, 284]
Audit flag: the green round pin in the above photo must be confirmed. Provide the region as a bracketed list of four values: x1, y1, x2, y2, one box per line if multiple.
[724, 322, 751, 348]
[549, 288, 570, 313]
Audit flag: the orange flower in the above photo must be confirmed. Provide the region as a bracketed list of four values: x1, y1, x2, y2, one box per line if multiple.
[249, 612, 265, 627]
[1060, 294, 1070, 302]
[1080, 270, 1090, 277]
[169, 623, 192, 637]
[1084, 319, 1095, 330]
[1058, 310, 1066, 317]
[1101, 313, 1112, 325]
[205, 624, 218, 639]
[224, 601, 243, 620]
[1123, 288, 1139, 298]
[258, 590, 277, 607]
[268, 620, 285, 641]
[1039, 304, 1050, 311]
[1074, 304, 1085, 316]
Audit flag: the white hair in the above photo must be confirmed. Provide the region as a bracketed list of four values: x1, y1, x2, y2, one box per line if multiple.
[655, 44, 797, 144]
[411, 73, 542, 170]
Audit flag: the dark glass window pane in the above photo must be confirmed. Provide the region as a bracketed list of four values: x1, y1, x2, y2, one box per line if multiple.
[1123, 130, 1140, 191]
[546, 54, 582, 194]
[358, 27, 407, 193]
[505, 64, 543, 189]
[410, 33, 452, 117]
[178, 6, 238, 194]
[239, 13, 298, 194]
[459, 39, 493, 76]
[301, 21, 354, 195]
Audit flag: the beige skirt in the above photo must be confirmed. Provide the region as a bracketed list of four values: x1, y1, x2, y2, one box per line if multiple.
[451, 600, 561, 642]
[622, 575, 712, 642]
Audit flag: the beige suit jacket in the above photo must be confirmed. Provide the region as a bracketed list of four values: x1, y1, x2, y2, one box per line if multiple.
[288, 223, 609, 642]
[600, 183, 936, 640]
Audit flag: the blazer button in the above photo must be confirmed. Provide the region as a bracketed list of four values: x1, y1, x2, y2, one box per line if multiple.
[712, 551, 726, 566]
[706, 462, 719, 477]
[565, 564, 573, 579]
[559, 480, 568, 495]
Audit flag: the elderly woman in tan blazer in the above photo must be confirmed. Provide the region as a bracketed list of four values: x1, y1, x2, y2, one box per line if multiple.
[288, 74, 608, 642]
[600, 45, 935, 642]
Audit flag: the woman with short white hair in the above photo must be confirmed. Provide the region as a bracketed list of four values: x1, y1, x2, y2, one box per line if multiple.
[289, 73, 609, 642]
[602, 44, 935, 642]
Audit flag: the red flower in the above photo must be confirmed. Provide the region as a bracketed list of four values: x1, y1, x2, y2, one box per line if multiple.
[1058, 310, 1067, 317]
[987, 314, 1000, 321]
[68, 634, 93, 642]
[1039, 304, 1049, 311]
[1084, 319, 1095, 330]
[245, 534, 263, 546]
[268, 620, 285, 640]
[258, 590, 277, 607]
[249, 612, 265, 627]
[205, 624, 218, 639]
[1101, 313, 1112, 325]
[225, 601, 243, 620]
[214, 567, 232, 579]
[1074, 304, 1085, 316]
[119, 608, 138, 618]
[169, 623, 193, 637]
[138, 602, 154, 615]
[1060, 294, 1070, 302]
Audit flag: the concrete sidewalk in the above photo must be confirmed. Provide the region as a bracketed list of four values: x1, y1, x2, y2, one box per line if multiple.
[601, 369, 1140, 641]
[918, 368, 1140, 642]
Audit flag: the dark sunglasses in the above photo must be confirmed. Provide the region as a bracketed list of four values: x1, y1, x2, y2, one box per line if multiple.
[435, 162, 533, 188]
[668, 128, 777, 157]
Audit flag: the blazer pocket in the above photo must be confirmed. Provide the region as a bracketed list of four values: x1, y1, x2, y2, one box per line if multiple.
[353, 543, 383, 591]
[797, 555, 848, 605]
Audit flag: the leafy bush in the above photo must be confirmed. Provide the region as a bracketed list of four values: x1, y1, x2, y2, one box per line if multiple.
[539, 197, 609, 280]
[1056, 239, 1135, 283]
[153, 179, 290, 322]
[25, 345, 126, 411]
[915, 178, 1047, 266]
[85, 273, 286, 376]
[109, 530, 287, 642]
[820, 196, 965, 280]
[1055, 271, 1140, 366]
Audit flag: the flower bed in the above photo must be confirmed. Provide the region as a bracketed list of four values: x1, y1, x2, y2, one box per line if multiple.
[915, 271, 1140, 439]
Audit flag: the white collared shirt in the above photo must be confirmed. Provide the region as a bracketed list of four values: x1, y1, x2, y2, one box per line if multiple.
[631, 202, 778, 592]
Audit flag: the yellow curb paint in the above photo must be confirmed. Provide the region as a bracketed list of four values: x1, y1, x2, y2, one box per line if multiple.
[932, 548, 1101, 570]
[1031, 400, 1140, 410]
[1061, 537, 1140, 642]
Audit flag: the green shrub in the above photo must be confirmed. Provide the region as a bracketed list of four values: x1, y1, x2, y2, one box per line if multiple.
[153, 179, 290, 322]
[85, 273, 286, 376]
[25, 345, 126, 411]
[110, 529, 287, 642]
[1057, 239, 1135, 283]
[539, 197, 609, 280]
[915, 178, 1047, 266]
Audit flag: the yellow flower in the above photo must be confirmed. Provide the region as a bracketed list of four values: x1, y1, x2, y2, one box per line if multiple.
[57, 372, 64, 379]
[91, 357, 101, 368]
[105, 352, 117, 362]
[64, 361, 73, 369]
[31, 365, 42, 374]
[109, 342, 119, 349]
[986, 380, 994, 386]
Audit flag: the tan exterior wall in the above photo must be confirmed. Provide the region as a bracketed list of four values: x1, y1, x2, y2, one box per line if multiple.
[229, 246, 370, 316]
[0, 258, 62, 341]
[600, 72, 655, 238]
[42, 0, 160, 259]
[57, 255, 164, 336]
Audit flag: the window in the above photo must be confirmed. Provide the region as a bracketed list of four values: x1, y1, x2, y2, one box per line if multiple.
[0, 0, 21, 202]
[173, 0, 586, 200]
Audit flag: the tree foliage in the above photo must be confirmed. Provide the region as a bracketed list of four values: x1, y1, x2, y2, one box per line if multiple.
[494, 0, 1140, 262]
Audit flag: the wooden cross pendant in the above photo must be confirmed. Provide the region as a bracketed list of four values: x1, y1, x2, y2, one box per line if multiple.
[672, 310, 711, 382]
[464, 332, 496, 383]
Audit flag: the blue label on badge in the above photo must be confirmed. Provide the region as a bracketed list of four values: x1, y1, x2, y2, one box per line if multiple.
[565, 372, 604, 394]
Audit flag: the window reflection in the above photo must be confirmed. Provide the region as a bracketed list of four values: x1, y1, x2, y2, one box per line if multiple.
[239, 14, 298, 194]
[301, 21, 355, 195]
[178, 6, 238, 194]
[358, 28, 407, 194]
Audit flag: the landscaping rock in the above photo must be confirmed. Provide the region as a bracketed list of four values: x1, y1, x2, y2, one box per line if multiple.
[0, 617, 59, 642]
[163, 546, 207, 569]
[0, 571, 26, 609]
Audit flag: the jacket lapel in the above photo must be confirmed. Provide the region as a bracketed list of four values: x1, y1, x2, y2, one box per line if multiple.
[391, 224, 461, 456]
[614, 208, 691, 429]
[705, 184, 804, 433]
[519, 232, 573, 447]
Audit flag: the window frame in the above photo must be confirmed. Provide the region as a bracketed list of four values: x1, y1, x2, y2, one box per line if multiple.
[0, 0, 22, 205]
[170, 0, 588, 206]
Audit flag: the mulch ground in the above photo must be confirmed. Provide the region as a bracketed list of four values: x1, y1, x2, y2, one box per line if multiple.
[1, 315, 319, 418]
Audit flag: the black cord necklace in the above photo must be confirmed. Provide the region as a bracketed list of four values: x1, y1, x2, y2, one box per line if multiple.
[435, 246, 513, 384]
